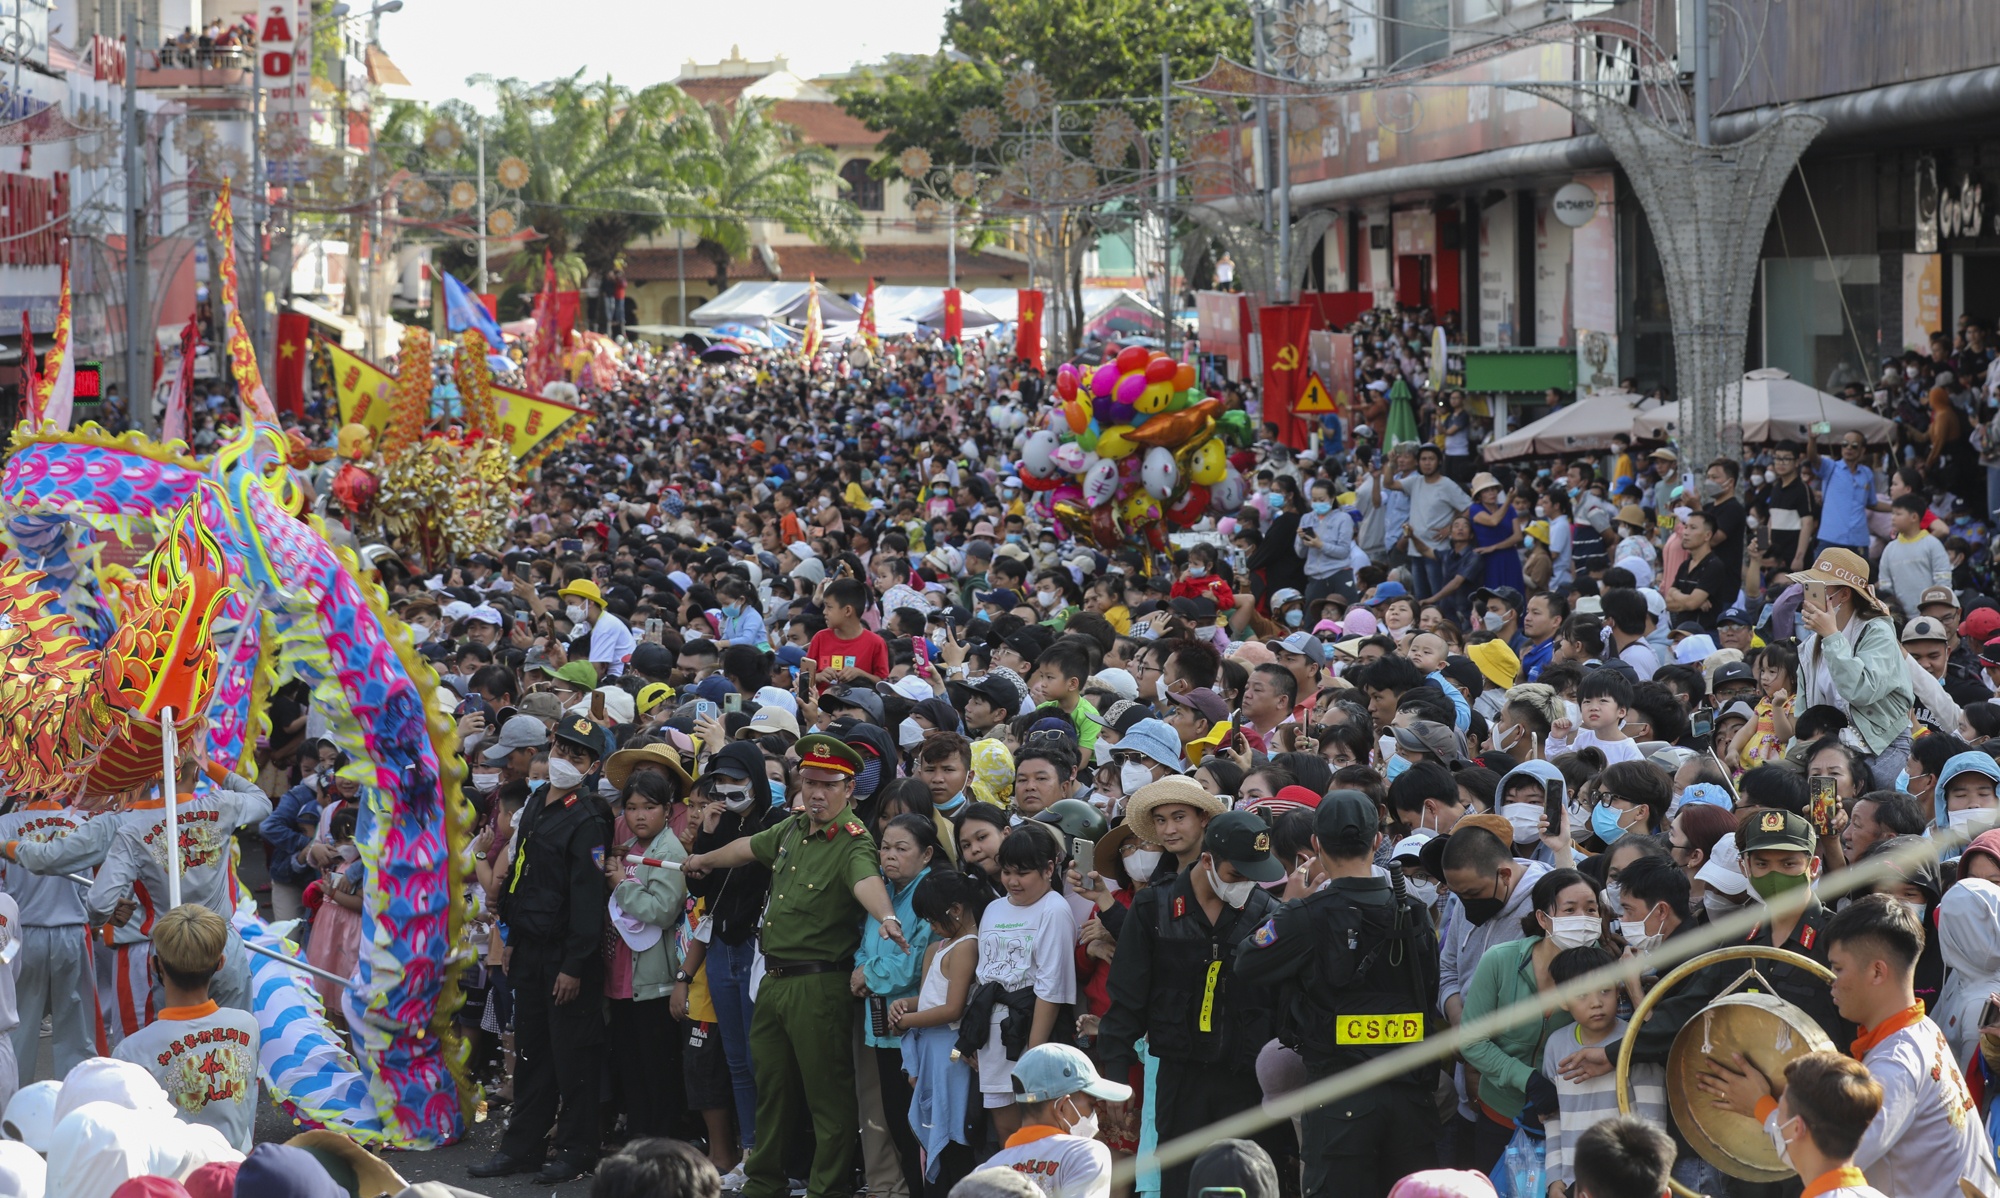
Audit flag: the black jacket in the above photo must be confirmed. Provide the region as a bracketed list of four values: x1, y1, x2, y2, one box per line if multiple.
[688, 742, 784, 945]
[499, 786, 614, 977]
[1100, 870, 1278, 1072]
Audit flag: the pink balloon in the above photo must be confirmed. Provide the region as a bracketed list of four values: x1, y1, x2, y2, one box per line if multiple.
[1090, 362, 1120, 399]
[1115, 371, 1148, 406]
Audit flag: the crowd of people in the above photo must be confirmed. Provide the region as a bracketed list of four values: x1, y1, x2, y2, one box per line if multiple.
[12, 308, 2000, 1198]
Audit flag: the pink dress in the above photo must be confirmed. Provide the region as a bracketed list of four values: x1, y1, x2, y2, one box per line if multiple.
[306, 862, 363, 1014]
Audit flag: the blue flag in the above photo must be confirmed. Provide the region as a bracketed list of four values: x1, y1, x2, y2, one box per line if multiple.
[443, 271, 505, 347]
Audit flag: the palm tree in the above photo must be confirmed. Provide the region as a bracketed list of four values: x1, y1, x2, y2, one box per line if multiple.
[650, 96, 861, 296]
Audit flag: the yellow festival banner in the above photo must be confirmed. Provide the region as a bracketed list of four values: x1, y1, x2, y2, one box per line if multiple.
[325, 340, 397, 436]
[494, 385, 590, 467]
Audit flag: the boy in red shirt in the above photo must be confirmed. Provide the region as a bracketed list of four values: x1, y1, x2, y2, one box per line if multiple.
[807, 577, 891, 693]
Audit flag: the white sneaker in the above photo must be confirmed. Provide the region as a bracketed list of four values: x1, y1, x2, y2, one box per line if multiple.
[720, 1164, 748, 1192]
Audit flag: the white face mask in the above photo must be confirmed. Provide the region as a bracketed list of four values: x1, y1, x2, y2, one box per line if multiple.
[1208, 864, 1257, 909]
[897, 718, 926, 750]
[1062, 1098, 1099, 1142]
[471, 771, 501, 792]
[713, 784, 758, 814]
[1948, 807, 1996, 831]
[1703, 891, 1743, 922]
[1625, 904, 1664, 952]
[1120, 761, 1155, 797]
[566, 603, 589, 624]
[1500, 802, 1543, 844]
[1125, 849, 1162, 880]
[1901, 898, 1928, 926]
[1152, 675, 1170, 701]
[1037, 590, 1061, 608]
[1405, 878, 1440, 908]
[1546, 914, 1600, 949]
[409, 624, 432, 645]
[547, 757, 585, 793]
[1767, 1116, 1797, 1170]
[1093, 741, 1112, 767]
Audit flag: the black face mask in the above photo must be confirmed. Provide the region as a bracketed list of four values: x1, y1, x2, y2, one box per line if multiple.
[1459, 869, 1508, 926]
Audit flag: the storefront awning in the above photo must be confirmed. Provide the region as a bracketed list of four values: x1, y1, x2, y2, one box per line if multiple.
[290, 297, 365, 350]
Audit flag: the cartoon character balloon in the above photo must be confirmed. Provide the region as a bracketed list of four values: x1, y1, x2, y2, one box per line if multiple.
[1141, 446, 1180, 501]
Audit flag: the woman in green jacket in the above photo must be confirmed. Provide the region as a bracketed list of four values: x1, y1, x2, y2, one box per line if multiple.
[606, 771, 690, 1140]
[1459, 867, 1603, 1168]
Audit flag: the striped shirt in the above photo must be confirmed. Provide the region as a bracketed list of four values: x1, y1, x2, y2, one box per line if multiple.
[1542, 1020, 1667, 1187]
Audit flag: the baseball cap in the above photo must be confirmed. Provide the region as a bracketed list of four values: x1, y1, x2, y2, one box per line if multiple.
[1901, 616, 1951, 644]
[1088, 668, 1139, 702]
[1313, 789, 1377, 848]
[553, 714, 606, 759]
[1695, 834, 1750, 895]
[1167, 687, 1230, 723]
[481, 714, 551, 763]
[1919, 585, 1961, 612]
[1739, 808, 1816, 854]
[1718, 699, 1758, 725]
[518, 692, 564, 722]
[637, 683, 677, 716]
[1203, 810, 1286, 882]
[976, 588, 1021, 609]
[1716, 607, 1751, 627]
[1264, 632, 1327, 665]
[1711, 661, 1756, 689]
[1393, 720, 1466, 767]
[1010, 1043, 1133, 1104]
[1470, 585, 1524, 612]
[1368, 581, 1409, 605]
[827, 687, 886, 725]
[949, 672, 1025, 714]
[630, 642, 674, 680]
[694, 676, 736, 705]
[744, 707, 802, 738]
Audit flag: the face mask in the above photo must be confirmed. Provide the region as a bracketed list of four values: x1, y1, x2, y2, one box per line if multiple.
[939, 791, 968, 817]
[1948, 807, 1996, 831]
[409, 624, 432, 645]
[566, 603, 588, 624]
[1186, 566, 1209, 580]
[1268, 495, 1285, 512]
[471, 771, 500, 792]
[1461, 890, 1507, 926]
[1120, 761, 1155, 797]
[1405, 878, 1440, 907]
[1546, 914, 1601, 950]
[1901, 898, 1928, 927]
[723, 603, 741, 619]
[1311, 501, 1333, 516]
[1152, 676, 1170, 702]
[1384, 754, 1412, 782]
[1748, 869, 1810, 902]
[1501, 802, 1543, 844]
[1124, 849, 1162, 880]
[1702, 891, 1742, 921]
[1208, 864, 1257, 909]
[1062, 1100, 1100, 1142]
[1603, 881, 1623, 912]
[1008, 533, 1025, 544]
[1591, 803, 1632, 844]
[1093, 741, 1112, 767]
[713, 785, 757, 814]
[1482, 611, 1507, 633]
[897, 718, 926, 750]
[547, 757, 585, 793]
[1038, 590, 1061, 608]
[1767, 1116, 1797, 1171]
[768, 779, 787, 808]
[1285, 609, 1304, 628]
[1625, 905, 1664, 952]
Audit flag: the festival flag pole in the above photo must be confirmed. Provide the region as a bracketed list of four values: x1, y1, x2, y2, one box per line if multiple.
[160, 707, 180, 909]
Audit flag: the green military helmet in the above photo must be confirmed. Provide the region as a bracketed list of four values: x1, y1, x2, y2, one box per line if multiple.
[1035, 797, 1109, 846]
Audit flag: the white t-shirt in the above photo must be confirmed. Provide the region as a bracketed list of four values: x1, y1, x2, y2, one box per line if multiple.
[113, 1000, 262, 1151]
[975, 890, 1076, 1097]
[589, 611, 637, 676]
[1569, 729, 1646, 764]
[983, 1127, 1112, 1198]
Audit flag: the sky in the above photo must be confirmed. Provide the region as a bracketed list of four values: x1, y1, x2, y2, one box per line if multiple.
[380, 0, 957, 108]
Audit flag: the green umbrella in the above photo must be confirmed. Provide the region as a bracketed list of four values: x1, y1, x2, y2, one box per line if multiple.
[1384, 376, 1420, 447]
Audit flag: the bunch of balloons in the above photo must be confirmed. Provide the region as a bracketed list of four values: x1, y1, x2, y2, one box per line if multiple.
[1014, 346, 1254, 550]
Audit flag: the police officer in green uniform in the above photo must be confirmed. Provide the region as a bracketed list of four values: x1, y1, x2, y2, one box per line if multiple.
[1233, 790, 1441, 1198]
[473, 715, 615, 1185]
[1100, 808, 1293, 1198]
[682, 733, 910, 1198]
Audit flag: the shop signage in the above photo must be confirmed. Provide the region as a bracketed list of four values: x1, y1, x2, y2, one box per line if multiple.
[1553, 181, 1600, 228]
[1917, 155, 1997, 251]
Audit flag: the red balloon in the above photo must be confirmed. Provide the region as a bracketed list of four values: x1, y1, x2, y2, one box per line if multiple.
[1055, 368, 1079, 402]
[1018, 471, 1063, 493]
[1144, 357, 1178, 384]
[1164, 484, 1210, 527]
[1115, 345, 1150, 374]
[1173, 362, 1196, 391]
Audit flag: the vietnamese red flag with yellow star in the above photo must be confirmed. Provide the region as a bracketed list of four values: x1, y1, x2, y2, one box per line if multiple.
[1015, 289, 1043, 364]
[273, 311, 310, 416]
[942, 288, 963, 342]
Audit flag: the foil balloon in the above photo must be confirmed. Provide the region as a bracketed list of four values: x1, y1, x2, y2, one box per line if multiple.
[1188, 437, 1228, 487]
[1050, 442, 1091, 474]
[1082, 456, 1119, 507]
[1051, 498, 1098, 546]
[1141, 446, 1180, 501]
[1022, 429, 1059, 476]
[1210, 467, 1247, 513]
[1165, 484, 1210, 527]
[1096, 425, 1140, 461]
[1120, 489, 1160, 528]
[1129, 400, 1223, 447]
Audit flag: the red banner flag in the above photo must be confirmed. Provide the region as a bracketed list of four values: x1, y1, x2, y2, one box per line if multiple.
[274, 311, 310, 416]
[859, 280, 880, 357]
[162, 314, 199, 444]
[1259, 303, 1313, 451]
[17, 310, 36, 423]
[942, 288, 963, 342]
[800, 275, 824, 367]
[525, 253, 561, 395]
[553, 291, 579, 348]
[1015, 289, 1043, 365]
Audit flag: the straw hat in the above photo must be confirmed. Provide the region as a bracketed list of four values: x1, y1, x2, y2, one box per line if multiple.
[1467, 472, 1502, 498]
[1615, 503, 1647, 528]
[1123, 776, 1227, 842]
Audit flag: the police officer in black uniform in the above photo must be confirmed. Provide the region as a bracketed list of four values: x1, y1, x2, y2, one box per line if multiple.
[1234, 790, 1441, 1198]
[1100, 810, 1293, 1198]
[472, 715, 616, 1185]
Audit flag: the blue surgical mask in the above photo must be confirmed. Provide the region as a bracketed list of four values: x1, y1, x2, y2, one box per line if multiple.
[1591, 803, 1630, 844]
[1385, 754, 1412, 781]
[722, 603, 741, 619]
[1312, 501, 1333, 516]
[1008, 533, 1025, 545]
[1285, 609, 1304, 628]
[1268, 495, 1285, 512]
[939, 791, 968, 817]
[768, 779, 787, 807]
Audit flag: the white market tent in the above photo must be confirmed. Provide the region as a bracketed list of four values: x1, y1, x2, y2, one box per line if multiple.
[1482, 391, 1658, 460]
[1631, 369, 1899, 444]
[865, 285, 1007, 331]
[970, 287, 1019, 322]
[689, 282, 861, 329]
